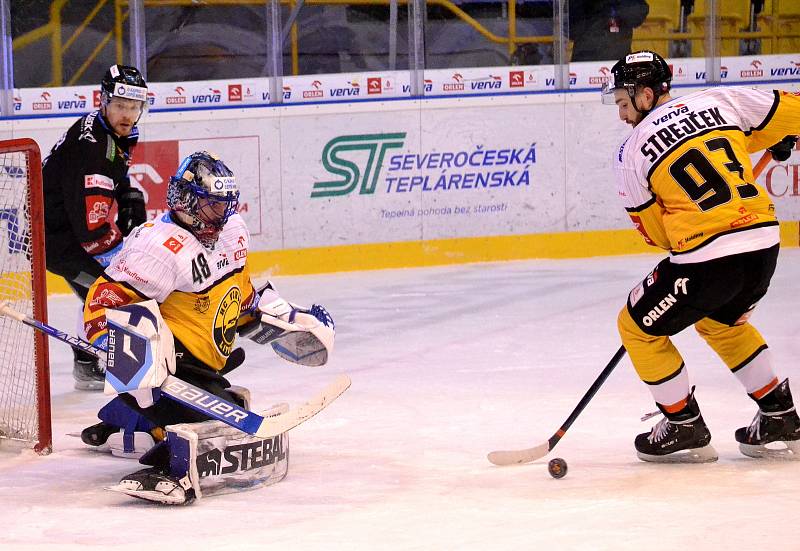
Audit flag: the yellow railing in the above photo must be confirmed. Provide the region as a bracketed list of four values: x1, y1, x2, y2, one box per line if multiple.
[10, 0, 800, 86]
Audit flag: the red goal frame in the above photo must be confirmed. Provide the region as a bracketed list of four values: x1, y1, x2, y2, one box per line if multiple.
[0, 138, 51, 454]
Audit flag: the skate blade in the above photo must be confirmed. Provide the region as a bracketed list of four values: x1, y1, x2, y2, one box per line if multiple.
[637, 444, 719, 464]
[106, 484, 189, 505]
[739, 440, 800, 460]
[73, 380, 104, 391]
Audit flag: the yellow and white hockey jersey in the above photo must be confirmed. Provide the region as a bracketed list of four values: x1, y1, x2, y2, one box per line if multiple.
[84, 212, 258, 371]
[614, 87, 800, 262]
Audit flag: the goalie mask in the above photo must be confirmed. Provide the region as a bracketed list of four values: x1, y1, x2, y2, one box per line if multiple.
[167, 152, 240, 249]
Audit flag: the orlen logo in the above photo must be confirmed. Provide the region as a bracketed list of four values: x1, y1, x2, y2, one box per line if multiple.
[330, 79, 360, 97]
[368, 77, 382, 95]
[166, 86, 187, 105]
[770, 60, 800, 77]
[32, 91, 52, 111]
[93, 90, 102, 107]
[470, 75, 502, 90]
[57, 93, 88, 110]
[303, 80, 323, 99]
[510, 71, 525, 87]
[311, 132, 406, 198]
[741, 59, 764, 78]
[588, 66, 612, 85]
[228, 84, 242, 101]
[192, 88, 222, 104]
[443, 73, 465, 91]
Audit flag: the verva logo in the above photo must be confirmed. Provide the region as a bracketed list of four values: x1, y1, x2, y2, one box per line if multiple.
[228, 84, 242, 101]
[192, 88, 222, 104]
[329, 80, 360, 97]
[470, 75, 502, 90]
[166, 86, 187, 105]
[57, 93, 87, 110]
[368, 77, 382, 95]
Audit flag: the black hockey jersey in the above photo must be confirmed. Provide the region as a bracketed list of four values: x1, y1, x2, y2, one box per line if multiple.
[42, 110, 138, 272]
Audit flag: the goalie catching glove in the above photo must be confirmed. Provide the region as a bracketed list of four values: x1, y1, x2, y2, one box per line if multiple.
[238, 281, 334, 367]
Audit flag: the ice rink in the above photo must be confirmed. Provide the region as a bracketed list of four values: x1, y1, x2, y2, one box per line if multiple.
[1, 249, 799, 550]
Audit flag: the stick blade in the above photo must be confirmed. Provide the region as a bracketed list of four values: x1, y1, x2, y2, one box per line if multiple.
[487, 442, 550, 466]
[255, 374, 351, 437]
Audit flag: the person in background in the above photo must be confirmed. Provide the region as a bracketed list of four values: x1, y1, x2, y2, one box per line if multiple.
[570, 0, 650, 62]
[42, 64, 148, 390]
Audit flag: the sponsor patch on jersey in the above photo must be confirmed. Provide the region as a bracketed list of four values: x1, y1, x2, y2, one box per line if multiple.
[233, 248, 246, 261]
[84, 174, 114, 191]
[85, 195, 112, 230]
[163, 236, 184, 253]
[629, 281, 645, 307]
[213, 287, 242, 357]
[87, 282, 130, 312]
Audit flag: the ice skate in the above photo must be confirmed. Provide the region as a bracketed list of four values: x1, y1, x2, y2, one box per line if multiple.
[106, 467, 194, 505]
[80, 422, 157, 459]
[635, 390, 718, 463]
[72, 349, 104, 391]
[736, 379, 800, 459]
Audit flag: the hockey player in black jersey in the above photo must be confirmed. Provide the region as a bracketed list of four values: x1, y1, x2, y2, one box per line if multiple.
[42, 64, 149, 390]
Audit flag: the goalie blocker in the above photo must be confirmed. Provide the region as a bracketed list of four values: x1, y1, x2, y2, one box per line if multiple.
[107, 403, 290, 505]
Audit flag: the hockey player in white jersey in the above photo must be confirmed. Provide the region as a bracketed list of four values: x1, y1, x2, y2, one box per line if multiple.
[602, 50, 799, 462]
[79, 151, 335, 503]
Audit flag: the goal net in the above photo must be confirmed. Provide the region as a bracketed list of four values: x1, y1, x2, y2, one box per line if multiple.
[0, 138, 51, 454]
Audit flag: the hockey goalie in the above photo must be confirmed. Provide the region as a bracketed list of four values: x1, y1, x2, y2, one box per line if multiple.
[79, 151, 336, 504]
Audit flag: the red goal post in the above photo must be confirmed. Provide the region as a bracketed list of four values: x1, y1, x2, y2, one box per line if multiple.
[0, 138, 51, 454]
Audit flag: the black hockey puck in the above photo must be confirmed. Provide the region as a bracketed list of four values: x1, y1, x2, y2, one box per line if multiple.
[548, 457, 568, 479]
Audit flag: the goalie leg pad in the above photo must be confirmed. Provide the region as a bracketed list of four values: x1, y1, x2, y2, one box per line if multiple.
[107, 404, 290, 504]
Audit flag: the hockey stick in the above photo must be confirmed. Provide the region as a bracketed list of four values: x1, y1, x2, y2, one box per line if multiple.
[487, 345, 627, 466]
[0, 300, 350, 439]
[751, 149, 772, 180]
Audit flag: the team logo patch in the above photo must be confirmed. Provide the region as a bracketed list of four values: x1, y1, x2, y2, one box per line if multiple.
[163, 237, 184, 253]
[213, 287, 242, 357]
[194, 295, 211, 314]
[85, 195, 112, 230]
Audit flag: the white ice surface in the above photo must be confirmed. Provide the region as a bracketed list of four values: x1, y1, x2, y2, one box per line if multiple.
[1, 250, 799, 551]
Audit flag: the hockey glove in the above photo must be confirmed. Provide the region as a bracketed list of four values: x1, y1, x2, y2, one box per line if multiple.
[767, 135, 798, 162]
[117, 186, 147, 236]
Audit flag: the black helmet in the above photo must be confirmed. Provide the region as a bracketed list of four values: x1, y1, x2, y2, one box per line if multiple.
[100, 64, 148, 104]
[601, 51, 672, 106]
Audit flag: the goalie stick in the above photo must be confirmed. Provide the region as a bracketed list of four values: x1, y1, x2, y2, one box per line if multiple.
[487, 345, 626, 466]
[0, 300, 350, 439]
